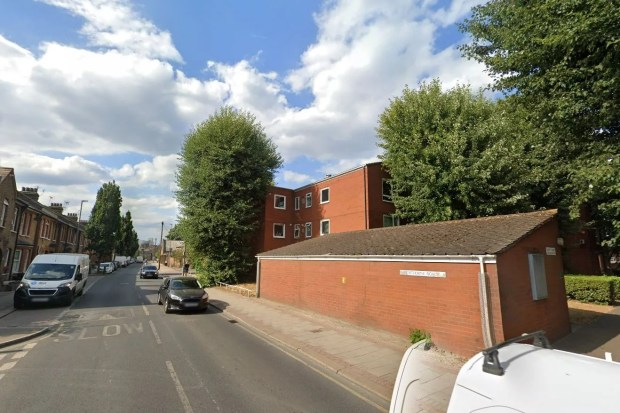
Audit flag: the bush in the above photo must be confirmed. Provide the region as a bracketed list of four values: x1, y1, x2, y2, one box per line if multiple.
[564, 275, 620, 304]
[409, 328, 431, 345]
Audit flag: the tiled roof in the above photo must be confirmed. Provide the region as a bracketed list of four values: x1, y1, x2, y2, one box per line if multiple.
[258, 209, 557, 257]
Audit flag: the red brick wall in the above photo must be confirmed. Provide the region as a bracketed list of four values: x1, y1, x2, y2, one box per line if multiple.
[259, 259, 491, 357]
[495, 220, 571, 342]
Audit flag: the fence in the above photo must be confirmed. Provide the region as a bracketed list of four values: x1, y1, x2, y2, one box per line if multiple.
[216, 281, 256, 297]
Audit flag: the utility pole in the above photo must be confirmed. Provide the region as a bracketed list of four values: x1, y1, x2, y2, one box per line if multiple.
[77, 200, 88, 253]
[158, 221, 164, 270]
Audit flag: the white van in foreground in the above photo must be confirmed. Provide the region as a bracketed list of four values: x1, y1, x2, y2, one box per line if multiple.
[390, 331, 620, 413]
[14, 253, 89, 308]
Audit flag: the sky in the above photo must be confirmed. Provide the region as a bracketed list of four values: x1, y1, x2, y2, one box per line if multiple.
[0, 0, 491, 243]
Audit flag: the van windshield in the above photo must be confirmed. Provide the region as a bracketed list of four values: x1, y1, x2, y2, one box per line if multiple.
[24, 263, 77, 281]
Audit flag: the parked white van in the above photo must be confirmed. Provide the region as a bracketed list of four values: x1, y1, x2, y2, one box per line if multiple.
[13, 253, 89, 308]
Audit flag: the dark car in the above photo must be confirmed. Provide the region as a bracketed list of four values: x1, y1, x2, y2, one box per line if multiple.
[140, 264, 159, 279]
[158, 277, 209, 313]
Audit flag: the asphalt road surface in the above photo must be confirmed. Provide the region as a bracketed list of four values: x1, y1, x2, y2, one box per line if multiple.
[0, 265, 383, 412]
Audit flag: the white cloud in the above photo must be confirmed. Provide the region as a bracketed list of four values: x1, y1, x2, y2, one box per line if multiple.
[280, 170, 314, 186]
[40, 0, 182, 62]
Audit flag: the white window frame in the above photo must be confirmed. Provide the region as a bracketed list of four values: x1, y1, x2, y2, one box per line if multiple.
[293, 224, 300, 239]
[528, 253, 548, 300]
[305, 222, 312, 238]
[305, 193, 312, 208]
[383, 214, 401, 227]
[274, 194, 286, 210]
[294, 197, 300, 211]
[382, 179, 393, 202]
[0, 199, 8, 228]
[11, 208, 18, 232]
[320, 219, 330, 236]
[320, 187, 330, 204]
[273, 223, 286, 239]
[12, 249, 21, 273]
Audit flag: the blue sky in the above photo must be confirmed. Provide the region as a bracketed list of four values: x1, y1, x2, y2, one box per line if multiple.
[0, 0, 489, 243]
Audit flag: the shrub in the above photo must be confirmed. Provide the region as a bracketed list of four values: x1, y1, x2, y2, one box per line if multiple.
[564, 275, 619, 304]
[409, 328, 431, 345]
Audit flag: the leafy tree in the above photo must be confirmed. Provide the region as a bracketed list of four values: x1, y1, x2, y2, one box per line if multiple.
[176, 106, 282, 284]
[377, 80, 538, 223]
[85, 181, 122, 261]
[118, 211, 139, 256]
[166, 224, 183, 241]
[460, 0, 620, 256]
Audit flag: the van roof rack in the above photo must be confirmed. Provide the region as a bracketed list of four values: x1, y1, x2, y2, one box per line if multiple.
[481, 330, 551, 376]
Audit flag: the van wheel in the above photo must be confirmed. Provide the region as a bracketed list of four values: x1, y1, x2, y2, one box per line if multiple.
[13, 300, 23, 310]
[77, 282, 86, 297]
[65, 293, 73, 307]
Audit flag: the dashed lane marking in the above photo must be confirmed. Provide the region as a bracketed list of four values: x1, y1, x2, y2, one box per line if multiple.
[166, 361, 194, 413]
[149, 320, 162, 345]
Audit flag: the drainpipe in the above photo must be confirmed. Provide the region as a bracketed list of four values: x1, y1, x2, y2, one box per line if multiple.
[256, 257, 261, 298]
[477, 255, 494, 348]
[363, 165, 368, 230]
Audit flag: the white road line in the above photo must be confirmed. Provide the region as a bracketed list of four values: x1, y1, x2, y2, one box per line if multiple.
[24, 343, 37, 350]
[142, 305, 150, 316]
[0, 374, 4, 381]
[166, 361, 194, 413]
[149, 320, 162, 345]
[0, 354, 5, 361]
[11, 352, 27, 360]
[0, 362, 17, 371]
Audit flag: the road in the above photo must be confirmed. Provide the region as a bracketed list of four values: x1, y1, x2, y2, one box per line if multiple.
[0, 265, 382, 412]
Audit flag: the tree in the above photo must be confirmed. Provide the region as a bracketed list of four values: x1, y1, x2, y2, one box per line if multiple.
[166, 224, 183, 241]
[460, 0, 620, 257]
[176, 106, 282, 284]
[118, 211, 139, 256]
[377, 80, 537, 223]
[85, 181, 122, 261]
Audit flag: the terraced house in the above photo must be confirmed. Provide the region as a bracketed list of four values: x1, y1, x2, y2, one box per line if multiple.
[0, 167, 89, 290]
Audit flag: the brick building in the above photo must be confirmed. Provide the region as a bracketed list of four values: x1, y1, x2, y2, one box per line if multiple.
[256, 209, 571, 357]
[255, 162, 398, 254]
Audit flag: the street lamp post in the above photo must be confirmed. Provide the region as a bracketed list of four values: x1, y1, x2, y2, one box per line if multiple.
[158, 221, 164, 270]
[77, 200, 88, 253]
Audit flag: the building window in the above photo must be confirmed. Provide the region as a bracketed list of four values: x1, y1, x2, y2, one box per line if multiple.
[305, 193, 312, 208]
[320, 219, 330, 235]
[383, 214, 401, 227]
[294, 197, 300, 210]
[528, 253, 548, 300]
[305, 222, 312, 238]
[382, 179, 393, 202]
[293, 224, 300, 239]
[320, 187, 330, 204]
[274, 194, 286, 210]
[12, 250, 21, 273]
[273, 223, 285, 238]
[11, 208, 18, 232]
[0, 199, 8, 227]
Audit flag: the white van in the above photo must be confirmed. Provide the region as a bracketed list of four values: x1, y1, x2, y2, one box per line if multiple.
[13, 253, 89, 308]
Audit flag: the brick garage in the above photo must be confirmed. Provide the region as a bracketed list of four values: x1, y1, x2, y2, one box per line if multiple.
[257, 210, 571, 357]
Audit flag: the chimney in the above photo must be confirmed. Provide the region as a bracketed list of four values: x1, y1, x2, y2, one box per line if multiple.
[50, 202, 64, 213]
[67, 213, 78, 221]
[21, 187, 40, 202]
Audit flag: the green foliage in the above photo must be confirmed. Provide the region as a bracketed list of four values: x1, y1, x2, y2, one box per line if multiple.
[378, 80, 537, 223]
[166, 224, 183, 241]
[460, 0, 620, 256]
[85, 181, 122, 259]
[564, 275, 619, 304]
[117, 211, 139, 256]
[176, 106, 282, 284]
[409, 328, 431, 345]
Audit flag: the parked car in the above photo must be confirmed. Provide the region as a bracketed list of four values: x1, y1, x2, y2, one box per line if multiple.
[98, 262, 114, 274]
[140, 264, 159, 279]
[390, 331, 620, 413]
[158, 276, 209, 313]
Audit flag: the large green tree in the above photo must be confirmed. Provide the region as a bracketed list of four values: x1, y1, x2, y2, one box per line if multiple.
[85, 181, 122, 260]
[176, 106, 282, 284]
[117, 211, 139, 256]
[377, 80, 538, 223]
[460, 0, 620, 255]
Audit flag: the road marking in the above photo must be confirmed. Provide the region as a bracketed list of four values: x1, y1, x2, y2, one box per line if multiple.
[166, 361, 194, 413]
[0, 354, 5, 361]
[142, 305, 150, 316]
[0, 374, 4, 381]
[11, 351, 27, 360]
[24, 343, 37, 350]
[149, 320, 162, 344]
[0, 362, 17, 371]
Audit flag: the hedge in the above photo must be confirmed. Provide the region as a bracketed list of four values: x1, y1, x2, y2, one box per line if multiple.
[564, 275, 620, 304]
